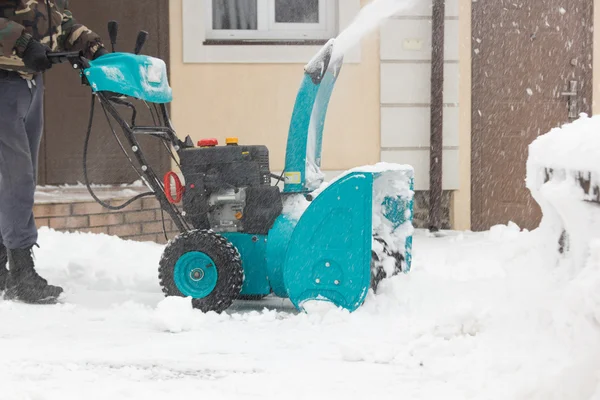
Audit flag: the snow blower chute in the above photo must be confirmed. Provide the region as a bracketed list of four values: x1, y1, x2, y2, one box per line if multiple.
[48, 22, 414, 313]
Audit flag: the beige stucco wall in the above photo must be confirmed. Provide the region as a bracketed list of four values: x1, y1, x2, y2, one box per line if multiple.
[168, 0, 380, 173]
[451, 0, 472, 230]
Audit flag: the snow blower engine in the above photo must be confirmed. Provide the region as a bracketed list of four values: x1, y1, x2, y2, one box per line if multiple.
[47, 21, 415, 313]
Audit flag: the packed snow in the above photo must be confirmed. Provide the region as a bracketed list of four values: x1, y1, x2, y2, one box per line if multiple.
[1, 222, 600, 399]
[100, 66, 126, 83]
[139, 57, 172, 97]
[527, 113, 600, 187]
[526, 113, 600, 273]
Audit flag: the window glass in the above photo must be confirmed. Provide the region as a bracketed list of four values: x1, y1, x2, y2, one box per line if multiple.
[275, 0, 319, 24]
[212, 0, 258, 30]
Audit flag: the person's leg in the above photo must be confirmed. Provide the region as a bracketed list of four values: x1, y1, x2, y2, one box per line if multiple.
[26, 74, 44, 187]
[0, 75, 38, 250]
[0, 73, 62, 302]
[0, 73, 33, 292]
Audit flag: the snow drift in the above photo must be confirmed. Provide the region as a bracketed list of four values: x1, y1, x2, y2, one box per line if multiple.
[1, 219, 600, 398]
[526, 113, 600, 271]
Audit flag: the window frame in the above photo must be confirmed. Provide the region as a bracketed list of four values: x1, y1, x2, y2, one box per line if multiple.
[205, 0, 338, 41]
[182, 0, 362, 64]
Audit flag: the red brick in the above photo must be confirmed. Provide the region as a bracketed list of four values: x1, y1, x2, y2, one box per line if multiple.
[109, 199, 143, 211]
[35, 218, 50, 228]
[154, 209, 166, 220]
[89, 214, 123, 227]
[124, 210, 157, 223]
[142, 198, 160, 210]
[33, 204, 71, 218]
[127, 234, 160, 243]
[154, 211, 176, 226]
[80, 226, 109, 235]
[72, 202, 113, 215]
[142, 221, 168, 234]
[49, 216, 90, 230]
[109, 224, 141, 237]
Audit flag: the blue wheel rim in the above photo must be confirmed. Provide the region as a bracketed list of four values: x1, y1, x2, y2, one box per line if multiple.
[173, 251, 219, 298]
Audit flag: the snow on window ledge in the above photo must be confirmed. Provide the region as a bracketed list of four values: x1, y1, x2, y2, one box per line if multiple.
[181, 0, 362, 64]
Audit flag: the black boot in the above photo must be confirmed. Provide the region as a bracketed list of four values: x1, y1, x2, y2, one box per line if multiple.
[0, 244, 7, 292]
[4, 245, 63, 304]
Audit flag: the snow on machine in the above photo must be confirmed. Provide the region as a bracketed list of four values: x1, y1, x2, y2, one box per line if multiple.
[47, 22, 414, 313]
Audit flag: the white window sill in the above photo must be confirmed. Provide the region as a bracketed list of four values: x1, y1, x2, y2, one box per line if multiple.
[182, 0, 362, 64]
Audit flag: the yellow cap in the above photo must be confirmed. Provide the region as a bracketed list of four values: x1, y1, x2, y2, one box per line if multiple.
[226, 137, 239, 145]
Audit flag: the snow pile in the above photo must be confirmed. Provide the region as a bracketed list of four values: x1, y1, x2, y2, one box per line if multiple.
[33, 227, 164, 295]
[2, 225, 600, 398]
[526, 113, 600, 271]
[527, 113, 600, 190]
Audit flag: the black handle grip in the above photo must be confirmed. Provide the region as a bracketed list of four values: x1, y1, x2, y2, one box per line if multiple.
[47, 51, 82, 64]
[108, 20, 118, 52]
[134, 30, 149, 55]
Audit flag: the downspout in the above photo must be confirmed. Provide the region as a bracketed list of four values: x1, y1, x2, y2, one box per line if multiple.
[429, 0, 445, 231]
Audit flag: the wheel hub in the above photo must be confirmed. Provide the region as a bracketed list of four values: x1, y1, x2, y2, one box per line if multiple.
[173, 252, 219, 299]
[190, 268, 205, 281]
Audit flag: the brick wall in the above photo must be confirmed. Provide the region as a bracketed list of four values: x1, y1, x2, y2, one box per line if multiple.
[34, 197, 180, 244]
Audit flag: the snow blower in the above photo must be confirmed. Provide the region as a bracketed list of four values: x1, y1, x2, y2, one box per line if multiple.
[48, 22, 414, 313]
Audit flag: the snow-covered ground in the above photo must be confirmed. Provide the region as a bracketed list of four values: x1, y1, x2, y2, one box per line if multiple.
[2, 224, 600, 400]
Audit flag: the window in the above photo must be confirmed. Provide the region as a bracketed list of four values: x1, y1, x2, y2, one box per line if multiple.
[206, 0, 337, 42]
[182, 0, 360, 63]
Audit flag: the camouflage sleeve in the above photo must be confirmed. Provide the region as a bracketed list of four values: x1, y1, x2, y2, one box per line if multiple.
[58, 1, 105, 59]
[0, 18, 28, 58]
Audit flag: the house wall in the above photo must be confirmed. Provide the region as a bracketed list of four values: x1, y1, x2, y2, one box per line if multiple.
[379, 0, 461, 193]
[378, 0, 462, 229]
[168, 0, 381, 174]
[453, 0, 472, 230]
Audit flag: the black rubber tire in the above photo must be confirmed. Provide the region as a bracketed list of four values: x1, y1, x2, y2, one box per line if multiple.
[370, 236, 404, 293]
[236, 294, 269, 301]
[158, 229, 244, 313]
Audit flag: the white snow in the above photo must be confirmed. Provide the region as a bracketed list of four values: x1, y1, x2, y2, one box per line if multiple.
[331, 0, 419, 60]
[100, 66, 126, 83]
[2, 219, 600, 398]
[527, 113, 600, 186]
[139, 57, 172, 97]
[526, 113, 600, 274]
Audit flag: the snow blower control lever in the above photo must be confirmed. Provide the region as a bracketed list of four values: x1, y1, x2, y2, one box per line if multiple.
[108, 20, 118, 52]
[46, 20, 415, 315]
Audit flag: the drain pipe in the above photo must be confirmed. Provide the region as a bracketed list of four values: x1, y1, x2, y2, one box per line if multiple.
[429, 0, 445, 232]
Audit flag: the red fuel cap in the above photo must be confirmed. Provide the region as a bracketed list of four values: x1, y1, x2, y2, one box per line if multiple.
[198, 138, 218, 147]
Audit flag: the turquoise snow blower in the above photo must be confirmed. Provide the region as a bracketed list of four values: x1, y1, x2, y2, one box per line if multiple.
[48, 22, 414, 313]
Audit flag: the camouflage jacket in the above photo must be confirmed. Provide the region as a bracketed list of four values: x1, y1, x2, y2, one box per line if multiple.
[0, 0, 105, 78]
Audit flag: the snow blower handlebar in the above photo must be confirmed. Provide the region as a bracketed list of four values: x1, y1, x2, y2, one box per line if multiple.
[45, 48, 193, 239]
